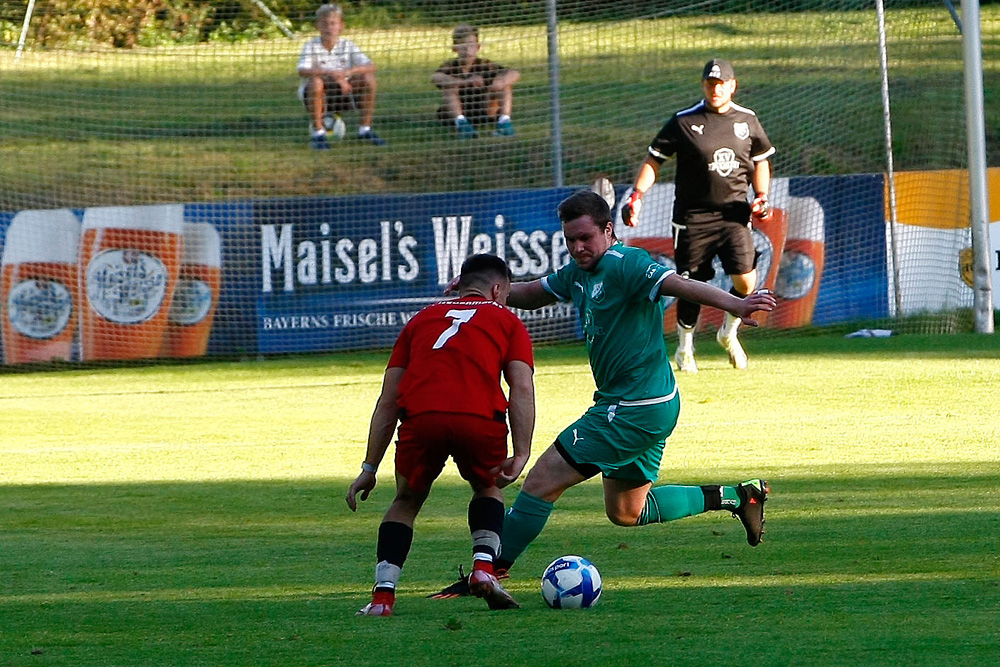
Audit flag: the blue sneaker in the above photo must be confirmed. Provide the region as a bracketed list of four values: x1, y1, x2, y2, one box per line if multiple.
[494, 117, 515, 136]
[456, 117, 478, 139]
[358, 130, 387, 146]
[310, 133, 330, 150]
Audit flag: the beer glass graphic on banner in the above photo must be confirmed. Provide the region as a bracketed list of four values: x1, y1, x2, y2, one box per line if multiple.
[79, 205, 183, 361]
[161, 222, 221, 358]
[1, 209, 81, 364]
[771, 196, 826, 328]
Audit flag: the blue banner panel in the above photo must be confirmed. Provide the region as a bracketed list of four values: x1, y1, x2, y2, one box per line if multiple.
[183, 201, 257, 357]
[789, 175, 889, 325]
[252, 189, 583, 354]
[0, 179, 890, 365]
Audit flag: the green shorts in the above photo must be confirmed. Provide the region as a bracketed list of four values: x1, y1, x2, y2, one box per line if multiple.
[555, 393, 681, 483]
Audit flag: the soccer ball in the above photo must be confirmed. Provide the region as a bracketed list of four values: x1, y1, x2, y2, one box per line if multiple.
[331, 115, 347, 139]
[540, 555, 602, 609]
[322, 113, 347, 139]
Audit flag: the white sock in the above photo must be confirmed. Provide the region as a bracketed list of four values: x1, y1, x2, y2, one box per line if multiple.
[358, 125, 372, 135]
[312, 128, 327, 138]
[720, 312, 741, 340]
[677, 323, 695, 353]
[498, 114, 511, 124]
[375, 560, 401, 590]
[455, 115, 467, 124]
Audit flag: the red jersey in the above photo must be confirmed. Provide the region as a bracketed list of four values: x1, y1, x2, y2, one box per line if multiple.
[388, 296, 534, 420]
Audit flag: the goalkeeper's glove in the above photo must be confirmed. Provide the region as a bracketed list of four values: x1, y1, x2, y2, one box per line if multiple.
[622, 190, 643, 227]
[751, 193, 770, 220]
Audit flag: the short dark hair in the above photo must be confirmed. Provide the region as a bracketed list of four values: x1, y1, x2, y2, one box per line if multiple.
[457, 253, 512, 290]
[557, 189, 613, 229]
[452, 23, 479, 45]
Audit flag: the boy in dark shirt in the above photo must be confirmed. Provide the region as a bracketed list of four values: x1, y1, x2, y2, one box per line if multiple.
[431, 24, 521, 138]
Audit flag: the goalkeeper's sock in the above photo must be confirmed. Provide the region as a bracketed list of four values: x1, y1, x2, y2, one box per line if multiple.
[636, 484, 742, 524]
[498, 114, 511, 124]
[497, 491, 554, 570]
[677, 323, 695, 353]
[719, 287, 749, 339]
[719, 311, 741, 340]
[455, 115, 468, 125]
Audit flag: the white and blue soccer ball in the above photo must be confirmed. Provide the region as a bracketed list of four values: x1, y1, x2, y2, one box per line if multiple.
[540, 555, 602, 609]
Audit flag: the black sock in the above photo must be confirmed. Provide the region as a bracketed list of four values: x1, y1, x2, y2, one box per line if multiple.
[701, 485, 723, 511]
[377, 520, 413, 568]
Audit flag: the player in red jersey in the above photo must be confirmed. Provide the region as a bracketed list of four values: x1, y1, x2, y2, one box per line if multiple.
[346, 253, 535, 616]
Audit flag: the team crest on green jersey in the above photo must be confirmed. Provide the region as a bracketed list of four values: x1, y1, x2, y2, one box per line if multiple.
[582, 309, 604, 345]
[590, 281, 605, 303]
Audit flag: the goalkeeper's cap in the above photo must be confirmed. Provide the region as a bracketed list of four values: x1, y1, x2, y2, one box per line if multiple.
[702, 58, 735, 81]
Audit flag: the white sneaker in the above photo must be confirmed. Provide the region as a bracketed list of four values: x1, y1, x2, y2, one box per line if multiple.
[675, 348, 698, 373]
[717, 329, 748, 369]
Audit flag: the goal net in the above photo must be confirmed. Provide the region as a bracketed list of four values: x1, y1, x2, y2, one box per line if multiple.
[0, 0, 993, 365]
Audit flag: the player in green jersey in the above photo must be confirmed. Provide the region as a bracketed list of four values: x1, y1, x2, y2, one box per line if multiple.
[432, 189, 776, 598]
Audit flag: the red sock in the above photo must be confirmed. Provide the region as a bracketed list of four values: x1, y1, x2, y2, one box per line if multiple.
[372, 589, 395, 606]
[472, 559, 494, 576]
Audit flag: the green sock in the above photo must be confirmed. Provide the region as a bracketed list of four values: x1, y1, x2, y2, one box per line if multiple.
[637, 485, 704, 525]
[722, 486, 741, 510]
[497, 491, 554, 568]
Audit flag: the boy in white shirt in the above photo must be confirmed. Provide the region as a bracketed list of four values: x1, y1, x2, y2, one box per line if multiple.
[297, 4, 386, 148]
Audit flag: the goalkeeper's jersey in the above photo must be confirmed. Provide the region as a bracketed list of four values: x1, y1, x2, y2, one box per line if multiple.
[541, 243, 677, 403]
[647, 99, 775, 226]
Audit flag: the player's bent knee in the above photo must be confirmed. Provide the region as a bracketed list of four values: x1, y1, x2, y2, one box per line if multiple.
[606, 507, 640, 526]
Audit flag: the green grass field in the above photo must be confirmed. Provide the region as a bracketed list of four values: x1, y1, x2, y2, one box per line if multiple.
[1, 332, 998, 665]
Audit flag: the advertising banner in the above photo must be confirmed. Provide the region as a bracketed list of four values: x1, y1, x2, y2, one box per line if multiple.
[0, 190, 583, 364]
[252, 189, 582, 353]
[1, 172, 973, 366]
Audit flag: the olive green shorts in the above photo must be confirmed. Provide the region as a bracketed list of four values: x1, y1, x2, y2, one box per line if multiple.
[554, 393, 681, 483]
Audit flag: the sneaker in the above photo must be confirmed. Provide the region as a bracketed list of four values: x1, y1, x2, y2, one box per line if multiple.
[469, 569, 520, 610]
[356, 590, 394, 617]
[358, 130, 387, 146]
[733, 479, 769, 546]
[310, 133, 330, 150]
[428, 565, 509, 599]
[455, 117, 478, 139]
[428, 565, 470, 599]
[717, 329, 748, 369]
[675, 348, 698, 373]
[493, 117, 515, 136]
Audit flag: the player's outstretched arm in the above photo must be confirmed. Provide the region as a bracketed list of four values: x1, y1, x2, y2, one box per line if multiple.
[507, 280, 557, 310]
[496, 360, 535, 488]
[346, 366, 405, 511]
[659, 273, 776, 326]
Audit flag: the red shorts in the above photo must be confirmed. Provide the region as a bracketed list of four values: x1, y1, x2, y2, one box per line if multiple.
[395, 412, 509, 493]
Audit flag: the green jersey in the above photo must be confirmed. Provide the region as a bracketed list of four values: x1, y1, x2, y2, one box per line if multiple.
[542, 243, 677, 403]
